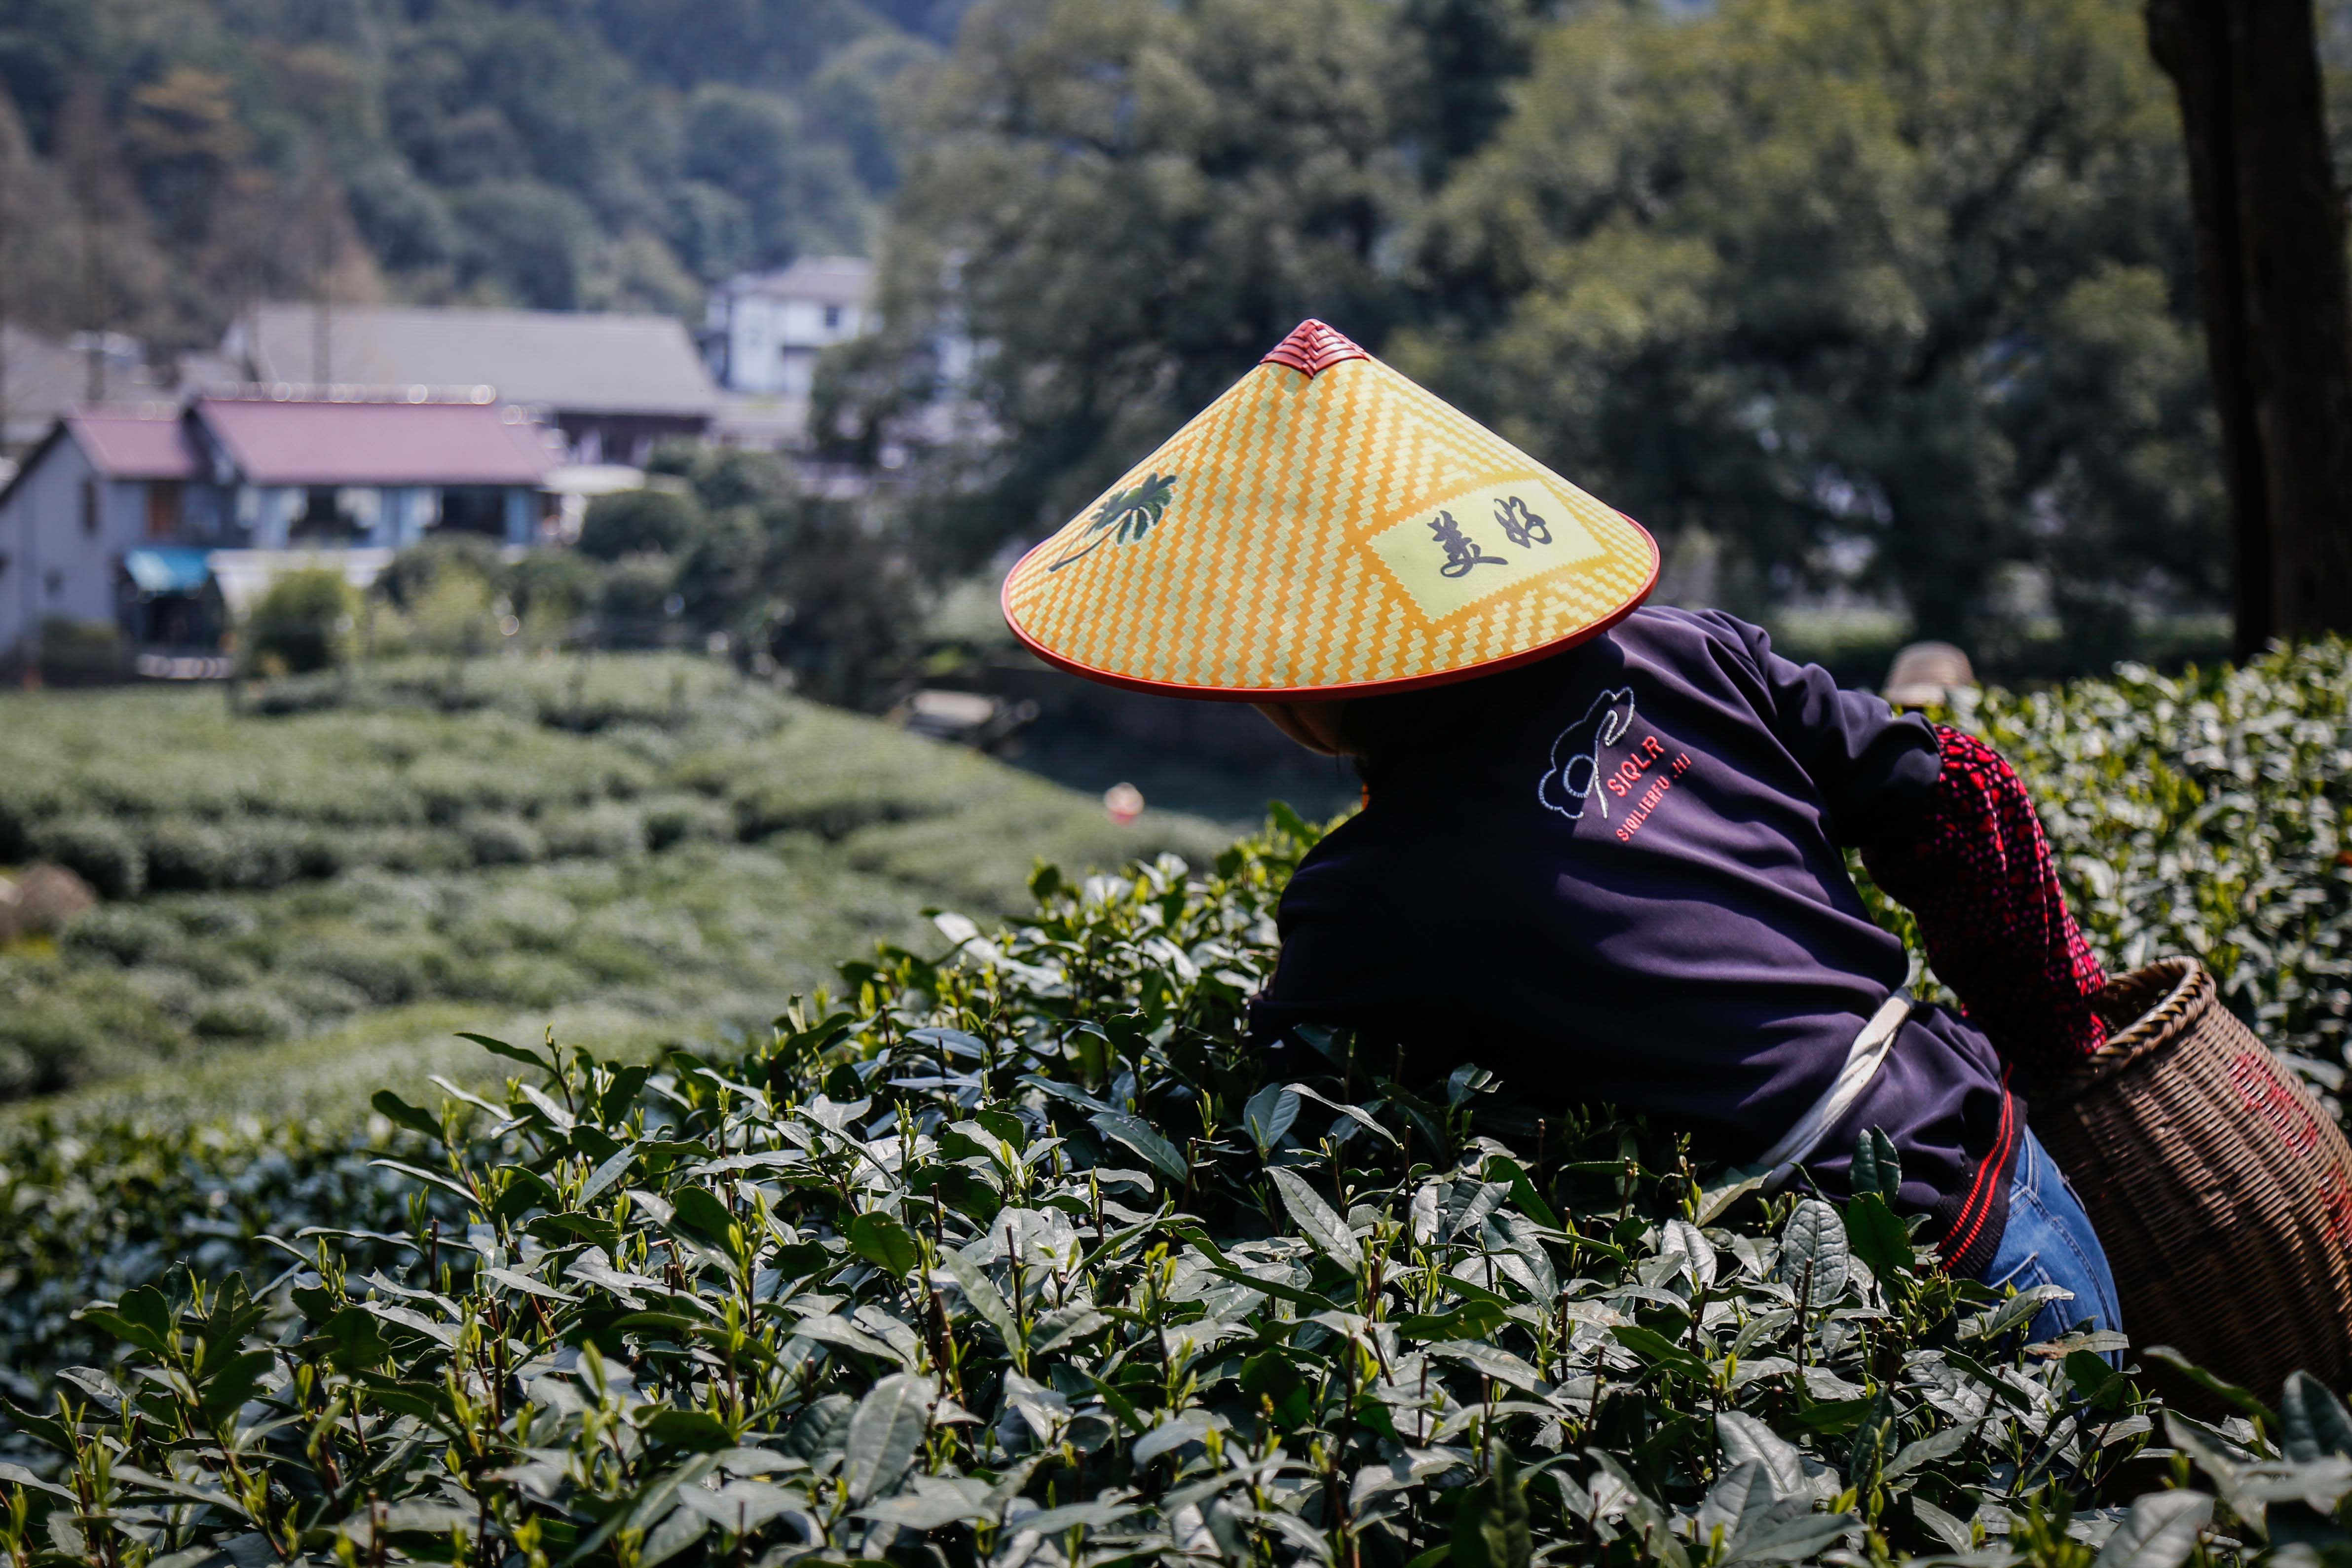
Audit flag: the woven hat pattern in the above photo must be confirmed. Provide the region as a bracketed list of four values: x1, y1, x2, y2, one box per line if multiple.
[1002, 325, 1657, 697]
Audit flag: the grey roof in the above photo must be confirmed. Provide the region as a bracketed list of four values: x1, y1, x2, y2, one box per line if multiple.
[719, 257, 874, 309]
[1, 326, 169, 446]
[227, 303, 721, 418]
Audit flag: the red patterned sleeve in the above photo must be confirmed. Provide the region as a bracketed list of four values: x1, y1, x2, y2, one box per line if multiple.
[1859, 726, 2109, 1073]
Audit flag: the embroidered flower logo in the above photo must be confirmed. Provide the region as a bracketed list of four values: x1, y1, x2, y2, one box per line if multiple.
[1537, 686, 1637, 820]
[1048, 473, 1178, 570]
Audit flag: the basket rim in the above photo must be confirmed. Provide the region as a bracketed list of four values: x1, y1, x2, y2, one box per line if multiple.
[2033, 956, 2207, 1108]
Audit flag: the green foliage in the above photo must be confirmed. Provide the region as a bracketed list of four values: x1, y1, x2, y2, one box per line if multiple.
[1962, 640, 2352, 1076]
[447, 178, 602, 310]
[621, 444, 926, 708]
[400, 451, 922, 706]
[373, 536, 507, 615]
[864, 0, 1414, 569]
[0, 655, 1226, 1099]
[1829, 644, 2349, 1126]
[681, 83, 869, 265]
[1394, 0, 2211, 651]
[0, 1, 926, 348]
[579, 488, 710, 562]
[243, 568, 357, 676]
[0, 817, 2278, 1568]
[0, 646, 2347, 1567]
[503, 549, 608, 630]
[864, 0, 2224, 665]
[27, 816, 145, 900]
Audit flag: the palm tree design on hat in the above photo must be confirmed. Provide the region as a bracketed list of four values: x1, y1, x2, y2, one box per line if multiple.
[1048, 473, 1178, 570]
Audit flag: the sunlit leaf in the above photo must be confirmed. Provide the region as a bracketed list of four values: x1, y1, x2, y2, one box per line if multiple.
[1266, 1165, 1354, 1267]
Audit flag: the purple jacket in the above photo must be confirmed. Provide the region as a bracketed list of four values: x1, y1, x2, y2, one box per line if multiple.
[1250, 607, 2017, 1271]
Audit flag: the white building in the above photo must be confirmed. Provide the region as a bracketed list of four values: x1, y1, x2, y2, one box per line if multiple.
[703, 257, 875, 399]
[700, 255, 993, 462]
[700, 258, 877, 451]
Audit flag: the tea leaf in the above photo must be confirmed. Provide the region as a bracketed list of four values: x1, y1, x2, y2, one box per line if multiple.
[848, 1212, 921, 1278]
[370, 1089, 445, 1145]
[1242, 1083, 1300, 1155]
[2092, 1490, 2211, 1568]
[1266, 1165, 1354, 1267]
[1088, 1110, 1189, 1182]
[841, 1374, 933, 1503]
[1778, 1198, 1849, 1301]
[1450, 1449, 1531, 1568]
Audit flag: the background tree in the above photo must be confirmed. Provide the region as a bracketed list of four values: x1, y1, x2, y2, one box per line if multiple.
[54, 78, 163, 387]
[120, 65, 248, 249]
[245, 567, 357, 675]
[2147, 0, 2352, 649]
[578, 487, 710, 561]
[680, 84, 870, 265]
[846, 0, 2226, 671]
[861, 0, 1414, 571]
[652, 446, 924, 706]
[0, 94, 78, 435]
[1394, 0, 1555, 184]
[1393, 0, 2213, 661]
[0, 1, 957, 353]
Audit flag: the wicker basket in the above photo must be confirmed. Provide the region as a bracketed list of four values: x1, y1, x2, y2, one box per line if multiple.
[2030, 957, 2352, 1395]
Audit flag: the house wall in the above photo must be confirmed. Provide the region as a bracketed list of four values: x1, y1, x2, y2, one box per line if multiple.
[503, 487, 535, 545]
[714, 291, 868, 395]
[238, 485, 305, 550]
[0, 436, 137, 656]
[179, 483, 238, 545]
[377, 487, 437, 549]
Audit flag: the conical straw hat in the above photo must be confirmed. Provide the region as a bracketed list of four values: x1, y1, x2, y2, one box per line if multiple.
[1000, 320, 1658, 700]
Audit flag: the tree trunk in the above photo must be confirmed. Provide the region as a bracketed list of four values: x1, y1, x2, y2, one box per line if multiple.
[2149, 0, 2352, 650]
[2235, 0, 2352, 636]
[2147, 0, 2272, 656]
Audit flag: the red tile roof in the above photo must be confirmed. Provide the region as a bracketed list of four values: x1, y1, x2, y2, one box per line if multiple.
[65, 408, 202, 480]
[193, 395, 559, 487]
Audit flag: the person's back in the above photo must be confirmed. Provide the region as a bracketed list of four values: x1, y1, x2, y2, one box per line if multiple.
[1253, 607, 2016, 1267]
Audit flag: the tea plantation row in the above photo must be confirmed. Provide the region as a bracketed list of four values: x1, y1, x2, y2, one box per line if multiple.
[0, 641, 2343, 1568]
[0, 656, 1225, 1098]
[0, 822, 2345, 1568]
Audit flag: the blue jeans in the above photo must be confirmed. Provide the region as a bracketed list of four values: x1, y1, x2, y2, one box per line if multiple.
[1975, 1128, 2124, 1347]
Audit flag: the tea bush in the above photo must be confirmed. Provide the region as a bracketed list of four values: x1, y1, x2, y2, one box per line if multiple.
[1963, 642, 2351, 1077]
[7, 817, 2348, 1568]
[0, 656, 1226, 1098]
[30, 817, 146, 900]
[0, 643, 2343, 1568]
[244, 569, 359, 675]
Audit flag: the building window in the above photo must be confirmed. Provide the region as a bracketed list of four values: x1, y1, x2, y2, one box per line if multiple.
[823, 304, 842, 331]
[44, 568, 64, 599]
[146, 482, 183, 541]
[80, 479, 99, 536]
[437, 486, 506, 536]
[291, 487, 364, 543]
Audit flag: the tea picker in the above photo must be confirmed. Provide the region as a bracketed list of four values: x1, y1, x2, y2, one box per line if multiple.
[1001, 318, 2352, 1392]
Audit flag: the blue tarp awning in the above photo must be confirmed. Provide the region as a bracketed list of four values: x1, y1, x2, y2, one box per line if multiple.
[123, 548, 213, 596]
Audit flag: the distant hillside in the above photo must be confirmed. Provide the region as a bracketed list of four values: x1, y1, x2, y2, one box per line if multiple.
[0, 0, 966, 353]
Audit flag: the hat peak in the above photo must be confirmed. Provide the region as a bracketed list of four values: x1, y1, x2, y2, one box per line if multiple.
[1261, 319, 1369, 378]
